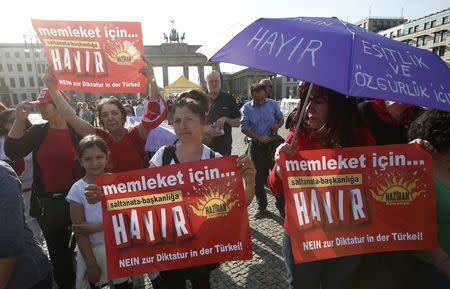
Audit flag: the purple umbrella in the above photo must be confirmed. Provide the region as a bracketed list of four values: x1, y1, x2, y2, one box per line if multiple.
[210, 17, 450, 112]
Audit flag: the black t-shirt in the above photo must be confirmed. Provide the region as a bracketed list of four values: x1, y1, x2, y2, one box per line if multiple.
[205, 92, 241, 155]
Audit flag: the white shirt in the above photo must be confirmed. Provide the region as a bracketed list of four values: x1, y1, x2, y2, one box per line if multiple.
[67, 179, 104, 246]
[145, 126, 178, 153]
[150, 144, 222, 166]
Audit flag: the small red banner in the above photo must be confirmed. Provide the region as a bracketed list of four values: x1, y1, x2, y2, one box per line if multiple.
[280, 144, 437, 263]
[97, 156, 252, 279]
[32, 19, 146, 93]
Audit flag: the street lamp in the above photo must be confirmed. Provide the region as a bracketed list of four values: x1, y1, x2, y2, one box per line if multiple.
[23, 34, 41, 98]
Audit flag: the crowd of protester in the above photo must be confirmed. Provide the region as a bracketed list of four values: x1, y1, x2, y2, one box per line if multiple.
[0, 65, 449, 289]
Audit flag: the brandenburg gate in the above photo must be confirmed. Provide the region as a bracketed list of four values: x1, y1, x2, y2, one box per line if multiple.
[144, 25, 220, 88]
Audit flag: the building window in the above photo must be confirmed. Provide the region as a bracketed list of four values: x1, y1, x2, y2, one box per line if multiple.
[7, 64, 13, 72]
[438, 46, 446, 57]
[424, 22, 429, 30]
[12, 94, 18, 105]
[5, 52, 10, 58]
[408, 27, 413, 34]
[430, 20, 436, 28]
[434, 33, 439, 43]
[414, 25, 419, 33]
[10, 78, 16, 88]
[432, 46, 439, 54]
[14, 51, 20, 58]
[38, 78, 43, 87]
[441, 30, 448, 42]
[31, 93, 37, 100]
[34, 51, 40, 58]
[416, 37, 421, 47]
[0, 78, 6, 88]
[27, 63, 32, 72]
[29, 77, 35, 87]
[21, 93, 27, 101]
[19, 77, 25, 88]
[37, 64, 42, 74]
[0, 64, 2, 72]
[25, 52, 30, 58]
[17, 64, 23, 72]
[443, 16, 449, 24]
[389, 31, 394, 38]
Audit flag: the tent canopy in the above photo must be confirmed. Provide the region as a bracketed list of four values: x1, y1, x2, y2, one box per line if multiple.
[164, 75, 202, 91]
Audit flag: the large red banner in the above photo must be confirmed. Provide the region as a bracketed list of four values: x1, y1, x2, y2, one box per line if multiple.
[279, 144, 437, 264]
[32, 20, 146, 93]
[97, 156, 252, 279]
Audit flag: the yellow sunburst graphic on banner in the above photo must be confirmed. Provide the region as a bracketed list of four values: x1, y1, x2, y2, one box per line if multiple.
[190, 187, 239, 219]
[106, 41, 140, 65]
[370, 174, 424, 205]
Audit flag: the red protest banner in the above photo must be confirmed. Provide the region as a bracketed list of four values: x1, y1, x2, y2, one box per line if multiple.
[279, 144, 437, 264]
[31, 19, 146, 93]
[97, 156, 252, 279]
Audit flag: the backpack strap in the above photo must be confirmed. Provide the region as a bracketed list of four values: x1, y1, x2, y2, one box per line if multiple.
[162, 145, 176, 166]
[209, 148, 216, 159]
[162, 145, 216, 166]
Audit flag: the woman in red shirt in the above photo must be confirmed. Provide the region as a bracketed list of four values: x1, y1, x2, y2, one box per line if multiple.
[5, 89, 82, 289]
[268, 83, 375, 289]
[42, 62, 167, 173]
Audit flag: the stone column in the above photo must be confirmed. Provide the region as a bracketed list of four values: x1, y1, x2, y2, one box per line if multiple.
[197, 64, 205, 86]
[183, 64, 189, 79]
[212, 63, 221, 73]
[163, 65, 169, 87]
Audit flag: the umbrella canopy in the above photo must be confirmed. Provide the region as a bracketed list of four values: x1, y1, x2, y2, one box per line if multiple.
[210, 17, 450, 112]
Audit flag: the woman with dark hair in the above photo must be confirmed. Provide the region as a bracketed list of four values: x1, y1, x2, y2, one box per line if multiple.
[408, 109, 450, 287]
[267, 83, 375, 289]
[5, 89, 81, 289]
[42, 62, 167, 173]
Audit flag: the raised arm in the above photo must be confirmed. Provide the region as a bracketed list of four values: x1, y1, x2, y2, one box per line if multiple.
[136, 56, 168, 140]
[41, 69, 95, 137]
[5, 102, 38, 159]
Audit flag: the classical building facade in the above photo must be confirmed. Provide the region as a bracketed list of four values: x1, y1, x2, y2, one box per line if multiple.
[0, 43, 47, 107]
[378, 8, 450, 65]
[355, 17, 407, 33]
[221, 68, 276, 101]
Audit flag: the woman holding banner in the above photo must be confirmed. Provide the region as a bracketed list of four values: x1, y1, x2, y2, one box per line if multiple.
[85, 89, 256, 289]
[408, 109, 450, 287]
[42, 58, 167, 173]
[5, 89, 82, 289]
[267, 82, 375, 289]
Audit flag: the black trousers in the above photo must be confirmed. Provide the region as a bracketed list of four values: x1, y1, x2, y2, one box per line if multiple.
[249, 141, 285, 215]
[159, 266, 211, 289]
[38, 194, 75, 289]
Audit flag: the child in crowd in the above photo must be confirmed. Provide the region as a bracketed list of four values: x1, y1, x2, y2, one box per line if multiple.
[67, 135, 133, 289]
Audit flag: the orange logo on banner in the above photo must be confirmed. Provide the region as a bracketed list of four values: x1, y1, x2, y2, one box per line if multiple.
[190, 187, 239, 219]
[370, 173, 424, 205]
[106, 41, 140, 65]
